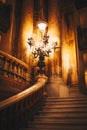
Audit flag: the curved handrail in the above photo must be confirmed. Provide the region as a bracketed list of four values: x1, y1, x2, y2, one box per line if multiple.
[0, 74, 48, 111]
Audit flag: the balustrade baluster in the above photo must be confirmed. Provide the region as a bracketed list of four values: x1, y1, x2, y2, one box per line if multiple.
[8, 60, 13, 78]
[3, 58, 9, 77]
[22, 67, 25, 83]
[16, 65, 19, 81]
[26, 71, 30, 83]
[19, 66, 22, 82]
[13, 63, 18, 80]
[22, 68, 25, 79]
[0, 55, 4, 74]
[21, 67, 24, 82]
[23, 68, 27, 83]
[17, 65, 21, 82]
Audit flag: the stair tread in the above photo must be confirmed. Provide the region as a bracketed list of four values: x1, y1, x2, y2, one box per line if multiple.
[20, 125, 87, 130]
[39, 108, 87, 113]
[28, 118, 87, 124]
[34, 113, 87, 118]
[19, 126, 87, 130]
[45, 98, 87, 101]
[28, 121, 87, 126]
[44, 102, 87, 105]
[43, 103, 87, 109]
[32, 118, 87, 124]
[27, 125, 87, 129]
[19, 128, 87, 130]
[20, 123, 87, 130]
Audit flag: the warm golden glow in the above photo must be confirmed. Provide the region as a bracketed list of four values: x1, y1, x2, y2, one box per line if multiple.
[47, 20, 61, 75]
[21, 12, 33, 58]
[0, 0, 6, 3]
[49, 36, 59, 43]
[37, 21, 47, 32]
[63, 48, 70, 70]
[85, 71, 87, 88]
[48, 25, 60, 47]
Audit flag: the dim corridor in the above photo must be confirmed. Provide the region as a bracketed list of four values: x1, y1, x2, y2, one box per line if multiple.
[46, 76, 69, 97]
[46, 75, 86, 98]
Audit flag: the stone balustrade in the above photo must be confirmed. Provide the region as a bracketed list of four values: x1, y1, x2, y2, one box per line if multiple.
[0, 50, 30, 84]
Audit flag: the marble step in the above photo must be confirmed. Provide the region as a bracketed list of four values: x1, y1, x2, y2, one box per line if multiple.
[27, 121, 87, 129]
[19, 127, 87, 130]
[34, 112, 87, 118]
[38, 108, 87, 113]
[44, 96, 87, 101]
[28, 118, 87, 124]
[43, 102, 87, 109]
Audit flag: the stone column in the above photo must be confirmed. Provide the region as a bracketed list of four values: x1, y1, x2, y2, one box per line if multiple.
[48, 0, 61, 76]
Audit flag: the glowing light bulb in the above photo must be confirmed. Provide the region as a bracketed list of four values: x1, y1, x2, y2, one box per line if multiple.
[37, 21, 47, 32]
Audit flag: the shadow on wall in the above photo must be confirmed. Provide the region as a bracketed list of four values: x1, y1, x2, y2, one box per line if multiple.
[67, 68, 72, 86]
[0, 2, 11, 33]
[77, 26, 87, 51]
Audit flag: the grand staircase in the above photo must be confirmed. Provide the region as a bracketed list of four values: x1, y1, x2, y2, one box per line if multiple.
[17, 87, 87, 130]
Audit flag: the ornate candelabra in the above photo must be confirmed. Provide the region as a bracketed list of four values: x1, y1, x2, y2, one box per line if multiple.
[28, 33, 59, 74]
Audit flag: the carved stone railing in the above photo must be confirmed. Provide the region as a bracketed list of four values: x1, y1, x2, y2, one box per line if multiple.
[0, 75, 48, 130]
[0, 50, 30, 84]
